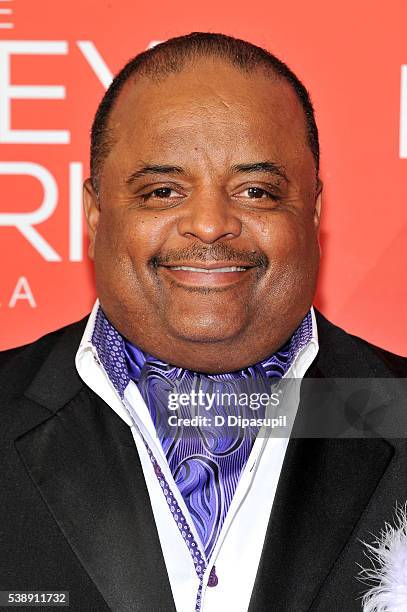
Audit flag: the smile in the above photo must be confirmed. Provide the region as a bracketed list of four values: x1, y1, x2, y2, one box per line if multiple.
[158, 262, 255, 287]
[168, 266, 247, 273]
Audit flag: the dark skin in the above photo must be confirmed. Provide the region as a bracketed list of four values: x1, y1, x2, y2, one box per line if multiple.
[84, 57, 322, 373]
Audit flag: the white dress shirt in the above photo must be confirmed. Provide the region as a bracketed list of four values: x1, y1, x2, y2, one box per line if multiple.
[76, 301, 319, 612]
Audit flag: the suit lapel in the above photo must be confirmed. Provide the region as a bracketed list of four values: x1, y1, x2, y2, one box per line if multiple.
[15, 323, 176, 612]
[248, 435, 393, 611]
[249, 310, 395, 611]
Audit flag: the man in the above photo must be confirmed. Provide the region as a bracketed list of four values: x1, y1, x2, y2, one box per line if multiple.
[1, 32, 406, 612]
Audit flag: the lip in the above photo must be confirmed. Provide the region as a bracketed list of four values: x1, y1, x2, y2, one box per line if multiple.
[160, 261, 256, 270]
[158, 262, 256, 287]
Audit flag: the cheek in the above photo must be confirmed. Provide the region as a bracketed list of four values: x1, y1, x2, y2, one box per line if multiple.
[257, 213, 316, 260]
[93, 211, 158, 317]
[128, 214, 174, 264]
[95, 211, 125, 257]
[94, 211, 149, 263]
[254, 213, 319, 296]
[93, 212, 138, 300]
[94, 210, 176, 289]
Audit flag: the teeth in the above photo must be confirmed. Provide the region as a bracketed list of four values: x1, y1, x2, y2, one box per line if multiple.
[169, 266, 247, 273]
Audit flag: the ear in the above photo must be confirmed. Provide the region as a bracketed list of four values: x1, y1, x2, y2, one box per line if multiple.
[314, 178, 323, 230]
[83, 178, 100, 260]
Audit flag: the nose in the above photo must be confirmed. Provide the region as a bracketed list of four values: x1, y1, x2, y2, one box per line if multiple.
[177, 189, 242, 243]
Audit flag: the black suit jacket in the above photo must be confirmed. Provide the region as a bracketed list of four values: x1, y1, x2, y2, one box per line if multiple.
[1, 310, 407, 612]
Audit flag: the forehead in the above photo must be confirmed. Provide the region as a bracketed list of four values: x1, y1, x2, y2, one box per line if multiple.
[106, 58, 313, 175]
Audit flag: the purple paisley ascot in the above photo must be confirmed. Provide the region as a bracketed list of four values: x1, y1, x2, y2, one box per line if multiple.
[92, 307, 312, 609]
[92, 308, 312, 558]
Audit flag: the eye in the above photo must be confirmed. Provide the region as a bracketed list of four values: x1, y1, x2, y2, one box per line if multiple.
[148, 187, 176, 199]
[140, 186, 185, 203]
[235, 186, 281, 201]
[245, 187, 274, 199]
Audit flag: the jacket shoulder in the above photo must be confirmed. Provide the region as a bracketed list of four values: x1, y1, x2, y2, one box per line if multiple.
[314, 309, 407, 377]
[349, 335, 407, 376]
[0, 318, 89, 401]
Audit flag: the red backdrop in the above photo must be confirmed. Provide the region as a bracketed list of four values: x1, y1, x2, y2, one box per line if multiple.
[1, 0, 406, 354]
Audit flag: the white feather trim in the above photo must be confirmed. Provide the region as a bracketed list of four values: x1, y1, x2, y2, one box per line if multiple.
[359, 504, 407, 611]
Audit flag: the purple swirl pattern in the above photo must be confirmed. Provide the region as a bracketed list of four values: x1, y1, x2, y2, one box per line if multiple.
[174, 456, 222, 557]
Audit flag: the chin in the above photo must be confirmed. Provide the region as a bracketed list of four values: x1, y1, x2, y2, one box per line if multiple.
[168, 316, 245, 344]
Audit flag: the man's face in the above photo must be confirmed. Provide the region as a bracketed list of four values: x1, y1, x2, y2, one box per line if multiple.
[84, 57, 322, 373]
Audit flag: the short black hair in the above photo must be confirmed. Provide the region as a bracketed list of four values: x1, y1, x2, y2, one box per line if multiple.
[90, 32, 319, 192]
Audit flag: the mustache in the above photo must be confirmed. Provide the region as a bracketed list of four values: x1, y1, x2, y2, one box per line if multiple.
[150, 242, 269, 268]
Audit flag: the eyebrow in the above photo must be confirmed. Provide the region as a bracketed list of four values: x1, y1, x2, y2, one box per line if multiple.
[125, 165, 184, 184]
[230, 162, 289, 182]
[125, 160, 289, 185]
